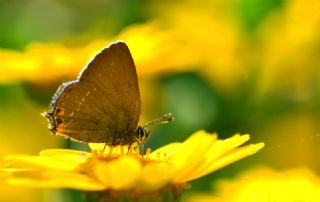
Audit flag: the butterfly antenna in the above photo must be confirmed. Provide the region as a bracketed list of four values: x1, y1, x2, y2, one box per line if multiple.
[143, 113, 174, 129]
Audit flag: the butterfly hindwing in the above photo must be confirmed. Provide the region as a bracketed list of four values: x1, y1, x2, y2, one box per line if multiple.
[45, 41, 141, 144]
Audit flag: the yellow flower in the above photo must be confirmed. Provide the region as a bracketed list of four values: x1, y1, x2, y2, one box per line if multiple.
[0, 7, 246, 92]
[1, 130, 263, 199]
[184, 167, 320, 202]
[0, 22, 196, 84]
[152, 2, 247, 92]
[0, 17, 244, 92]
[0, 41, 108, 83]
[257, 0, 320, 97]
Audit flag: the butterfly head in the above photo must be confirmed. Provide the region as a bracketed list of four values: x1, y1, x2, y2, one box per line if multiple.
[135, 126, 150, 143]
[134, 113, 174, 144]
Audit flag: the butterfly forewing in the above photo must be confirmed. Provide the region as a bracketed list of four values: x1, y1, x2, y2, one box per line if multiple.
[46, 41, 141, 144]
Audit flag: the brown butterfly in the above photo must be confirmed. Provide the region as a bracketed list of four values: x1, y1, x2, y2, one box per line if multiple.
[42, 41, 173, 148]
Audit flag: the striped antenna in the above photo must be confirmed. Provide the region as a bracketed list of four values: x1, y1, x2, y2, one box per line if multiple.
[143, 113, 174, 128]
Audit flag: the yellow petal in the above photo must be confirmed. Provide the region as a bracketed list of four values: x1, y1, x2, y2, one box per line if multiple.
[138, 164, 174, 191]
[187, 143, 265, 181]
[182, 134, 251, 181]
[149, 142, 182, 160]
[4, 155, 79, 171]
[5, 170, 105, 191]
[94, 156, 141, 190]
[172, 131, 217, 182]
[39, 149, 90, 164]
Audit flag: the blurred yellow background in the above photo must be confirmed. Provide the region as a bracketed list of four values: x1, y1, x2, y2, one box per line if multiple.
[0, 0, 319, 201]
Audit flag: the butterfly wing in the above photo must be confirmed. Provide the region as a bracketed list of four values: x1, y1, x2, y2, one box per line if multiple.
[44, 41, 141, 144]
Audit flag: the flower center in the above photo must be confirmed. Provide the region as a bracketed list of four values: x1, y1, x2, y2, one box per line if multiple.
[75, 145, 172, 180]
[89, 146, 171, 165]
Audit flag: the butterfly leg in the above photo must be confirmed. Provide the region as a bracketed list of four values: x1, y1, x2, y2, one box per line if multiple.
[102, 142, 108, 155]
[138, 142, 144, 156]
[127, 143, 132, 154]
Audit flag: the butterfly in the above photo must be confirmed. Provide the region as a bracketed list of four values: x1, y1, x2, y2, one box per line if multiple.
[43, 41, 173, 148]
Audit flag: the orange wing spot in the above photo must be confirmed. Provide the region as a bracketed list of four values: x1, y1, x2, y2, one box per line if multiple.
[56, 108, 65, 116]
[55, 127, 66, 133]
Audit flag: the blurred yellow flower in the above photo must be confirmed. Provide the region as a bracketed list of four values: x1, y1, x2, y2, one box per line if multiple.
[1, 131, 263, 198]
[0, 3, 248, 93]
[184, 167, 320, 202]
[155, 2, 248, 92]
[0, 22, 196, 84]
[0, 40, 110, 83]
[0, 14, 245, 93]
[257, 0, 320, 97]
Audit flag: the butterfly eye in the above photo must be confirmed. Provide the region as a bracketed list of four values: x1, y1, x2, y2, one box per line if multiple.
[135, 126, 149, 141]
